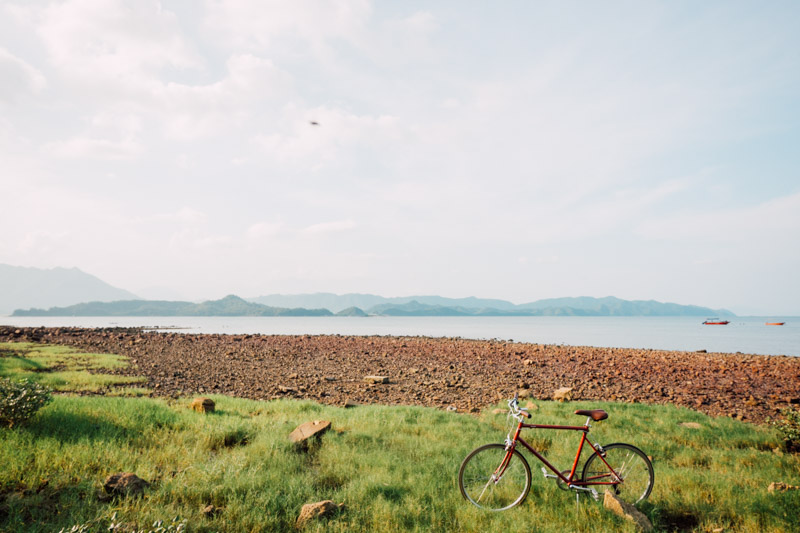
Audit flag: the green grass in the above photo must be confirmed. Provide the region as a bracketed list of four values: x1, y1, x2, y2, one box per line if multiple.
[0, 342, 147, 394]
[1, 342, 799, 532]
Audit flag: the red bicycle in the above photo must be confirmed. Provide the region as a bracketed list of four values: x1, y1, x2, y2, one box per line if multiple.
[458, 394, 654, 511]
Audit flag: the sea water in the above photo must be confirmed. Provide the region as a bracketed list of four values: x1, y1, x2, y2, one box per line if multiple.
[2, 315, 798, 357]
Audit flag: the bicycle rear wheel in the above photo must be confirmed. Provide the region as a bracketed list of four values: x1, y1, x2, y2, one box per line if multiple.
[458, 443, 532, 511]
[581, 443, 654, 504]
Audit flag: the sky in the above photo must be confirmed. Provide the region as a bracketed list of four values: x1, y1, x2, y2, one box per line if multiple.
[1, 1, 799, 315]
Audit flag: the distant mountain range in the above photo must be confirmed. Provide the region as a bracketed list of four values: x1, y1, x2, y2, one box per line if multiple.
[249, 293, 734, 317]
[12, 295, 333, 317]
[2, 263, 735, 317]
[0, 264, 138, 316]
[11, 294, 734, 318]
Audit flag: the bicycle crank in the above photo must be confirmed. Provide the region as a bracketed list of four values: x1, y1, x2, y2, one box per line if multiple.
[555, 471, 573, 491]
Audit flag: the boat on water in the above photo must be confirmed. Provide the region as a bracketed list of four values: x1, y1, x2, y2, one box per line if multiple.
[765, 322, 785, 326]
[702, 319, 730, 325]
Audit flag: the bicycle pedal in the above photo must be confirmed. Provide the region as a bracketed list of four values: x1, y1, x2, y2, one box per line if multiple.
[591, 489, 599, 501]
[540, 467, 557, 480]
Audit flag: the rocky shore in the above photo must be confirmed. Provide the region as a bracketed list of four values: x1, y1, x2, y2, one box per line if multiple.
[2, 326, 799, 423]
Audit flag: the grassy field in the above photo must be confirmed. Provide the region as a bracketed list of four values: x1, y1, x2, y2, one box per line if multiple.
[0, 342, 147, 395]
[1, 342, 799, 532]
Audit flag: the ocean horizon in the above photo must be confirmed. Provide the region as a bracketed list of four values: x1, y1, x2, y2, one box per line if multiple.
[3, 315, 798, 358]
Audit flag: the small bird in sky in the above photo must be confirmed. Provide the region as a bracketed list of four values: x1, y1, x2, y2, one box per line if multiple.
[309, 121, 319, 126]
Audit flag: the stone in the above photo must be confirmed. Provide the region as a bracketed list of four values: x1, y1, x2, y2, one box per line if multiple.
[103, 473, 150, 497]
[191, 397, 215, 413]
[296, 500, 342, 528]
[768, 482, 800, 492]
[679, 422, 702, 429]
[363, 375, 389, 384]
[202, 504, 223, 517]
[603, 491, 653, 531]
[552, 387, 573, 402]
[343, 399, 360, 408]
[289, 420, 331, 445]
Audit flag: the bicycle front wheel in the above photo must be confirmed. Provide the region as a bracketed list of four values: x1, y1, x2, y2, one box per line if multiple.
[458, 443, 532, 511]
[581, 443, 654, 504]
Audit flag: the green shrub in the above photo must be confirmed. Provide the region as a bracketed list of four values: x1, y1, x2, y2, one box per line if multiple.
[772, 407, 800, 452]
[0, 378, 52, 428]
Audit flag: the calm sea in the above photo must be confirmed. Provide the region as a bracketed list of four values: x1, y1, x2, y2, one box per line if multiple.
[2, 315, 798, 357]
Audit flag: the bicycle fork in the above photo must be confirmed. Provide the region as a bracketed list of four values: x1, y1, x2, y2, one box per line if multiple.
[475, 449, 516, 503]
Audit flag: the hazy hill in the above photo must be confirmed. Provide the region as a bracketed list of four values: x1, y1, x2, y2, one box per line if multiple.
[12, 295, 332, 317]
[251, 293, 734, 317]
[0, 264, 139, 316]
[248, 293, 517, 313]
[515, 296, 735, 317]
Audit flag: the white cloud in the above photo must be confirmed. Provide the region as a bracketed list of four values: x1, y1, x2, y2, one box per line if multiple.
[203, 0, 372, 53]
[399, 11, 438, 34]
[246, 222, 284, 240]
[36, 0, 201, 87]
[0, 47, 46, 102]
[302, 219, 356, 236]
[636, 192, 800, 242]
[155, 54, 293, 140]
[44, 136, 142, 160]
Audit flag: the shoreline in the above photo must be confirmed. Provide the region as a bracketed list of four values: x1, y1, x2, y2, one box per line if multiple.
[2, 326, 799, 424]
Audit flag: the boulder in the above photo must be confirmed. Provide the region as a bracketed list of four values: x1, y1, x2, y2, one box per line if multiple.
[202, 504, 223, 517]
[191, 397, 215, 413]
[289, 420, 331, 445]
[296, 500, 342, 528]
[363, 375, 389, 384]
[552, 387, 573, 402]
[603, 491, 653, 531]
[103, 473, 149, 497]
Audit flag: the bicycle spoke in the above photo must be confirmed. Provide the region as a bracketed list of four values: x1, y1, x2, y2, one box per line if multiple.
[581, 443, 654, 505]
[459, 444, 532, 511]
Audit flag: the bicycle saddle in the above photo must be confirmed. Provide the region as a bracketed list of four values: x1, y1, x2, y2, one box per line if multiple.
[575, 409, 608, 421]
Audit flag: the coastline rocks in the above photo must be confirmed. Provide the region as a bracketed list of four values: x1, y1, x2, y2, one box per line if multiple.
[289, 420, 331, 446]
[603, 492, 653, 531]
[296, 500, 342, 528]
[103, 473, 149, 497]
[363, 375, 389, 384]
[552, 387, 574, 402]
[191, 397, 215, 413]
[1, 326, 799, 424]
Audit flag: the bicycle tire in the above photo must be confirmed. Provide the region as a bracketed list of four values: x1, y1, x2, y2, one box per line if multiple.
[581, 442, 654, 504]
[458, 443, 532, 511]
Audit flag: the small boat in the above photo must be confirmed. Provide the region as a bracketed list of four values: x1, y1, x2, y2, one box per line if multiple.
[765, 322, 785, 326]
[702, 319, 729, 325]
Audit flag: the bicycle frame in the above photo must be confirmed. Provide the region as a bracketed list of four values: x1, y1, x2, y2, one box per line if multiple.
[502, 419, 622, 489]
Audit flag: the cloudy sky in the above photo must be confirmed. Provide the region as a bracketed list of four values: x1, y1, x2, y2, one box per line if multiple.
[1, 1, 798, 315]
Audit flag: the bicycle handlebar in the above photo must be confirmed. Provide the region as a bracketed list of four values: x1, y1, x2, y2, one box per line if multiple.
[508, 394, 531, 419]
